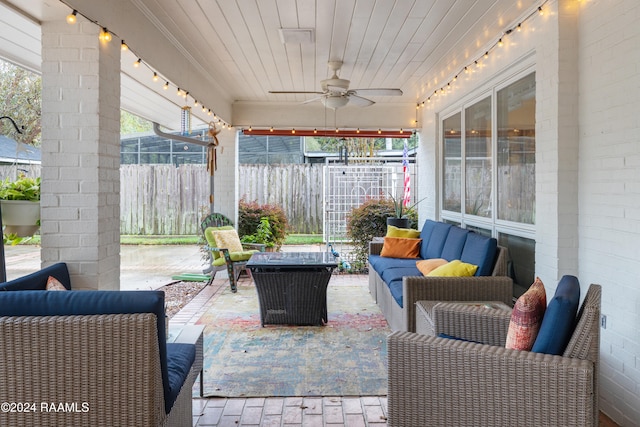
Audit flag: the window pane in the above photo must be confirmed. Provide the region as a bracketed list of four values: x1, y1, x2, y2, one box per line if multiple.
[465, 97, 492, 218]
[497, 73, 536, 224]
[443, 113, 461, 212]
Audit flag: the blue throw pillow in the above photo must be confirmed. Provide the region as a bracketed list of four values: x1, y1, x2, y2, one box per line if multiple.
[531, 275, 581, 355]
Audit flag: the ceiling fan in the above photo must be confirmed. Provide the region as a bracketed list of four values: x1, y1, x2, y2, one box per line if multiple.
[269, 61, 403, 109]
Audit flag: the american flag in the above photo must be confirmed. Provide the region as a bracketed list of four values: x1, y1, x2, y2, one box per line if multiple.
[402, 140, 411, 206]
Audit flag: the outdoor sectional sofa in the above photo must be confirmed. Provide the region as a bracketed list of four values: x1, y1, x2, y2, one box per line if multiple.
[369, 220, 513, 331]
[0, 263, 199, 427]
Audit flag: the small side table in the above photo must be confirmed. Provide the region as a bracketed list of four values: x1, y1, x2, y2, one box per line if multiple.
[415, 300, 511, 337]
[168, 324, 205, 397]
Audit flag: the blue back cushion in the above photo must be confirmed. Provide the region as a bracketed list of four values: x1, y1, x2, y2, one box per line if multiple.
[532, 275, 581, 355]
[440, 226, 468, 261]
[460, 233, 497, 276]
[0, 263, 71, 291]
[421, 222, 451, 259]
[0, 290, 175, 414]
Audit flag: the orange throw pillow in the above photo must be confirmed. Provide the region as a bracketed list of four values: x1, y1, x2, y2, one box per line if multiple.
[380, 237, 421, 258]
[416, 258, 448, 275]
[505, 277, 547, 351]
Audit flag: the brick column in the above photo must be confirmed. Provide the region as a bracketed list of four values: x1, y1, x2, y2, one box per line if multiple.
[40, 19, 120, 290]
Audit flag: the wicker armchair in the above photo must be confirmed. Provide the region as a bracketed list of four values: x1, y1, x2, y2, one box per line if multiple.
[387, 284, 602, 427]
[0, 289, 201, 427]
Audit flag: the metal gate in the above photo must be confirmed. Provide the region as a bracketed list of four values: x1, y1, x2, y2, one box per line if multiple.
[323, 161, 407, 263]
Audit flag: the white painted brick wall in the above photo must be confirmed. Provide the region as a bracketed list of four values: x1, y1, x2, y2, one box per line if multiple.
[41, 20, 121, 291]
[578, 0, 640, 423]
[419, 0, 640, 423]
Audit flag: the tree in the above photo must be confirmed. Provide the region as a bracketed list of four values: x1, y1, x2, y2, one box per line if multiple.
[0, 61, 41, 146]
[121, 110, 152, 135]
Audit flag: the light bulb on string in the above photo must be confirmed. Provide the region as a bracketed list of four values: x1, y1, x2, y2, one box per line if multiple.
[163, 81, 169, 90]
[121, 40, 128, 51]
[99, 28, 111, 43]
[152, 72, 158, 82]
[66, 10, 77, 24]
[134, 58, 141, 68]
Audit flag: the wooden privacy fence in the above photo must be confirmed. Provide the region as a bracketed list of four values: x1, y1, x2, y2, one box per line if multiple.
[0, 164, 324, 235]
[239, 164, 323, 234]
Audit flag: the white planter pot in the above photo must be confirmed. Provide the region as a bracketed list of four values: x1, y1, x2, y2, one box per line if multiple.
[1, 200, 40, 237]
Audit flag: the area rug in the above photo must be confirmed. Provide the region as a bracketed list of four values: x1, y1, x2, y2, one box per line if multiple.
[196, 279, 390, 397]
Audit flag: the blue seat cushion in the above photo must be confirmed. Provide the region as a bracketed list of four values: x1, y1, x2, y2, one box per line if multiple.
[369, 255, 421, 276]
[380, 267, 422, 285]
[387, 279, 404, 308]
[166, 343, 196, 412]
[532, 275, 581, 355]
[421, 222, 451, 259]
[0, 290, 175, 414]
[460, 233, 497, 276]
[0, 263, 71, 291]
[440, 226, 468, 261]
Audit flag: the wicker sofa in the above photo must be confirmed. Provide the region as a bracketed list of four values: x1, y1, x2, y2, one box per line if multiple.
[0, 263, 200, 427]
[368, 220, 512, 331]
[387, 283, 602, 427]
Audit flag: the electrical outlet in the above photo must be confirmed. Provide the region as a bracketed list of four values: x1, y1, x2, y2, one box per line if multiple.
[600, 314, 607, 329]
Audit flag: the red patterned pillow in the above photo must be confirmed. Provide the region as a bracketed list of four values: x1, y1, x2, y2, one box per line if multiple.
[46, 276, 67, 291]
[505, 277, 547, 351]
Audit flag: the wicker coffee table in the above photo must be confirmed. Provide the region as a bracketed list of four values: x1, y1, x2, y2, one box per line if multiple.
[247, 252, 338, 326]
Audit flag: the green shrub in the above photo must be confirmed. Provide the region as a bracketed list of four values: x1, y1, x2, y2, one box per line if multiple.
[346, 198, 418, 272]
[238, 198, 288, 250]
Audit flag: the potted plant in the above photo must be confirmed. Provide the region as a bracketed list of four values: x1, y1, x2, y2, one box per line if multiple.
[387, 193, 425, 229]
[0, 175, 41, 241]
[241, 216, 277, 251]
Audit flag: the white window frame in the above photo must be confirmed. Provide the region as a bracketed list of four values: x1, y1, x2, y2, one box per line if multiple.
[439, 66, 536, 241]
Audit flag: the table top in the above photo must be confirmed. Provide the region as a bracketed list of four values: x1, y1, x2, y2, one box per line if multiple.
[247, 251, 338, 268]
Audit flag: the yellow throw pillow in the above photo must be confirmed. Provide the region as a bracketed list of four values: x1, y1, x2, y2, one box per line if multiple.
[416, 258, 448, 275]
[426, 260, 478, 277]
[380, 237, 422, 258]
[46, 276, 67, 291]
[212, 229, 244, 253]
[386, 225, 421, 239]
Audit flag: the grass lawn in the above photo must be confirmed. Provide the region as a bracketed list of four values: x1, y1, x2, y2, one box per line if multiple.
[17, 234, 325, 246]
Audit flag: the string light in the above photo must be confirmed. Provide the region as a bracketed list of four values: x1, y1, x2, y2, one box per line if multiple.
[99, 28, 111, 43]
[417, 1, 547, 108]
[66, 10, 77, 24]
[60, 5, 219, 125]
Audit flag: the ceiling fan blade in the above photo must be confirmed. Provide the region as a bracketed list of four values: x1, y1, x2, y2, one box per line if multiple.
[302, 95, 326, 104]
[349, 88, 403, 96]
[348, 94, 375, 107]
[269, 90, 325, 94]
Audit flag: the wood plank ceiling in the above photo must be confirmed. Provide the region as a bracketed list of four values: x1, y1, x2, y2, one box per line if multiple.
[1, 0, 541, 130]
